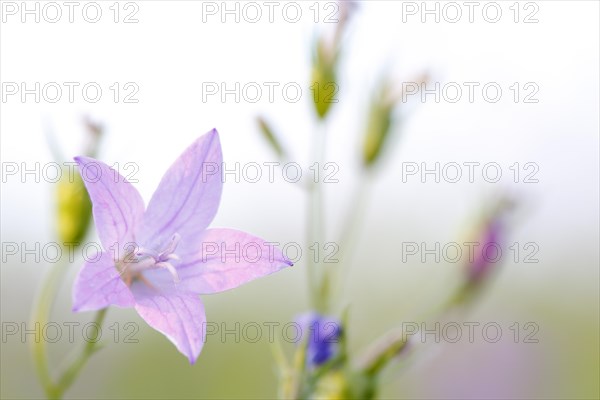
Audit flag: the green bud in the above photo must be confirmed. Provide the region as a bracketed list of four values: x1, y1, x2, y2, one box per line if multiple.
[55, 116, 103, 245]
[362, 73, 429, 167]
[311, 65, 337, 119]
[257, 116, 286, 159]
[362, 87, 394, 167]
[56, 167, 92, 245]
[311, 39, 339, 119]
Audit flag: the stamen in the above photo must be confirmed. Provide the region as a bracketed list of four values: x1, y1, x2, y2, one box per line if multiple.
[161, 233, 181, 256]
[155, 262, 180, 283]
[135, 247, 159, 259]
[164, 254, 180, 261]
[117, 233, 182, 286]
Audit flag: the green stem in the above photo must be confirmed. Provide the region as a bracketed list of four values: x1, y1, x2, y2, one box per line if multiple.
[307, 122, 328, 312]
[306, 181, 318, 311]
[53, 308, 108, 399]
[360, 328, 409, 377]
[356, 280, 468, 377]
[30, 250, 108, 399]
[30, 255, 71, 398]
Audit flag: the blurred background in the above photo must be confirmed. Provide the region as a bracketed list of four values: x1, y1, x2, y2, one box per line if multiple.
[1, 1, 599, 398]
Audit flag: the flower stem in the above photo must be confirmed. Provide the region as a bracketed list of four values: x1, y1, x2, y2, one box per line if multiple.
[30, 255, 71, 398]
[307, 122, 328, 312]
[30, 250, 107, 399]
[356, 281, 467, 377]
[306, 182, 318, 311]
[52, 308, 107, 399]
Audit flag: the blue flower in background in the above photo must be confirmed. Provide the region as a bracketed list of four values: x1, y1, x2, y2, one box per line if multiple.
[296, 312, 343, 367]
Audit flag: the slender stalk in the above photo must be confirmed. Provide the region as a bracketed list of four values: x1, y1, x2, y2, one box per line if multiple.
[307, 122, 328, 312]
[30, 248, 107, 399]
[306, 178, 318, 310]
[52, 308, 107, 399]
[30, 255, 71, 398]
[314, 125, 328, 311]
[356, 281, 467, 377]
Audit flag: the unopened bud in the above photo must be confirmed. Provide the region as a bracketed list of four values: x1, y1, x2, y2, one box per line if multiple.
[362, 85, 395, 167]
[295, 312, 343, 367]
[311, 39, 339, 119]
[257, 116, 286, 159]
[56, 169, 92, 245]
[456, 196, 517, 304]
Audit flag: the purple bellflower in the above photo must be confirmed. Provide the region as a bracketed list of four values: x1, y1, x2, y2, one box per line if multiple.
[296, 312, 342, 367]
[72, 129, 292, 363]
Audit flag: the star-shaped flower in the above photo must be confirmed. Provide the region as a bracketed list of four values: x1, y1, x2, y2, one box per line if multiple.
[72, 129, 292, 363]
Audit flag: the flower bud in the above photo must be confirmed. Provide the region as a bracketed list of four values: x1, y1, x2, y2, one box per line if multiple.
[55, 117, 102, 245]
[362, 84, 394, 167]
[296, 312, 343, 367]
[56, 169, 92, 244]
[311, 39, 339, 119]
[362, 73, 429, 167]
[466, 217, 503, 284]
[257, 116, 286, 159]
[458, 196, 517, 302]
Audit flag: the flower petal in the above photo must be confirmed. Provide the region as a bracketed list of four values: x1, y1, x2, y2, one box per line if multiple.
[133, 290, 206, 364]
[72, 251, 135, 312]
[174, 228, 293, 294]
[74, 156, 145, 251]
[138, 129, 222, 250]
